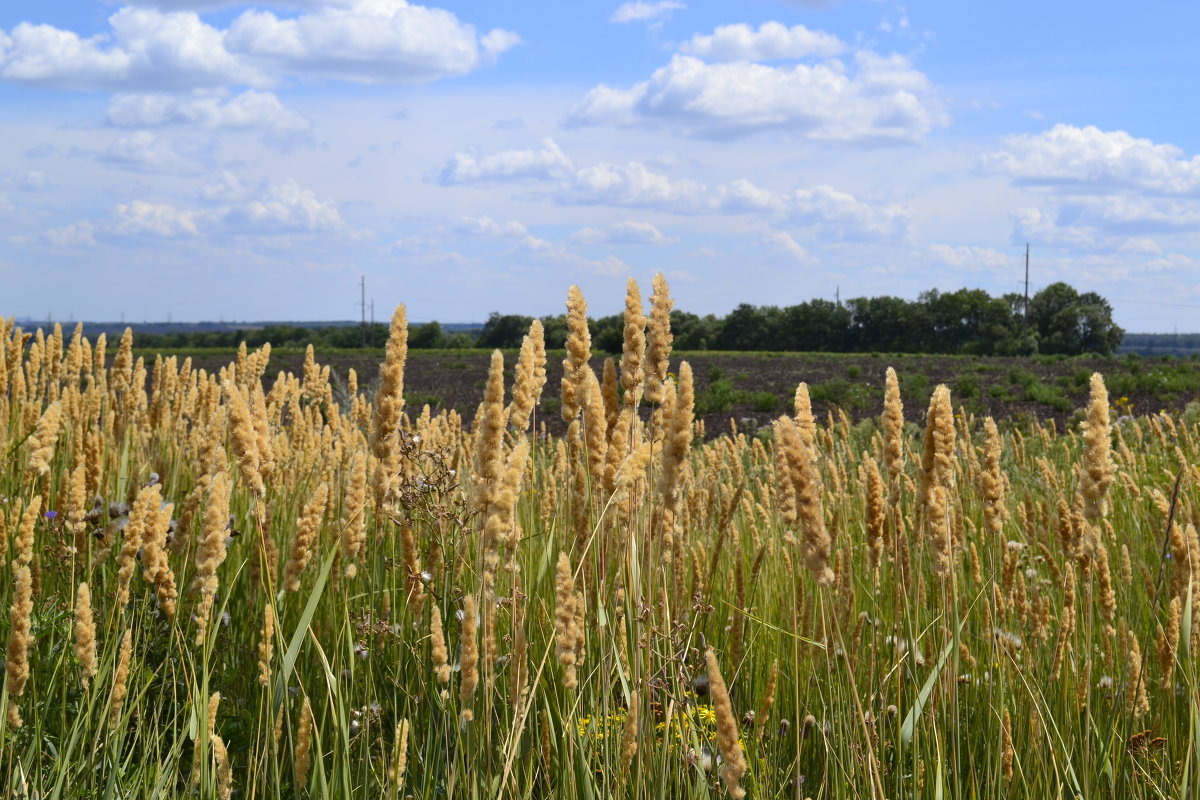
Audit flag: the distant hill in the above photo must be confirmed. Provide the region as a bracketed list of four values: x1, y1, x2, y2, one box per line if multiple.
[1119, 333, 1200, 357]
[11, 319, 484, 338]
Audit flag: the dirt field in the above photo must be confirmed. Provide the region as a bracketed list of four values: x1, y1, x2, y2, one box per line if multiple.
[165, 348, 1200, 438]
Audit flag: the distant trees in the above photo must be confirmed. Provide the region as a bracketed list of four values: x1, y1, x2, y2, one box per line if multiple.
[126, 282, 1124, 356]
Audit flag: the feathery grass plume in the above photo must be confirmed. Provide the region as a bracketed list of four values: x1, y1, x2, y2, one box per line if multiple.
[5, 563, 33, 728]
[586, 371, 614, 490]
[864, 455, 885, 570]
[1079, 373, 1115, 523]
[793, 382, 816, 452]
[108, 628, 133, 727]
[117, 483, 161, 609]
[561, 286, 591, 424]
[619, 277, 646, 410]
[223, 380, 265, 496]
[507, 321, 546, 434]
[341, 454, 367, 577]
[1122, 621, 1150, 719]
[390, 719, 410, 790]
[980, 417, 1006, 539]
[756, 659, 779, 743]
[211, 733, 233, 800]
[643, 272, 674, 406]
[194, 473, 231, 645]
[430, 603, 451, 683]
[776, 416, 833, 585]
[249, 382, 274, 481]
[371, 304, 409, 460]
[257, 603, 275, 687]
[459, 594, 479, 721]
[554, 553, 581, 689]
[1158, 595, 1181, 688]
[74, 581, 98, 690]
[294, 696, 314, 790]
[284, 482, 328, 593]
[706, 648, 747, 799]
[601, 357, 619, 438]
[882, 367, 905, 503]
[142, 493, 178, 617]
[1002, 709, 1014, 781]
[12, 497, 40, 568]
[1051, 567, 1077, 679]
[472, 350, 507, 517]
[26, 400, 62, 475]
[658, 364, 694, 561]
[621, 690, 639, 765]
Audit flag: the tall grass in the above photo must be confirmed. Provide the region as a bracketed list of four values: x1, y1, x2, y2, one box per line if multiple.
[0, 279, 1196, 798]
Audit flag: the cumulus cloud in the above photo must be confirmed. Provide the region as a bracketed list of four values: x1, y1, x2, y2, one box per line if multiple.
[569, 220, 677, 245]
[565, 51, 946, 142]
[981, 124, 1200, 195]
[929, 243, 1013, 272]
[611, 1, 685, 24]
[96, 130, 215, 174]
[0, 1, 517, 91]
[439, 138, 574, 184]
[43, 221, 97, 247]
[455, 215, 529, 238]
[761, 230, 810, 262]
[115, 200, 200, 236]
[507, 234, 629, 276]
[678, 21, 846, 61]
[219, 179, 346, 233]
[106, 89, 311, 144]
[0, 8, 263, 90]
[439, 139, 910, 240]
[224, 1, 520, 84]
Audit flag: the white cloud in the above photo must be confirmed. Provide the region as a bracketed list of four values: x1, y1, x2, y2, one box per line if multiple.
[225, 1, 520, 85]
[0, 8, 263, 90]
[98, 130, 214, 174]
[43, 221, 97, 247]
[565, 51, 946, 142]
[440, 139, 910, 240]
[1011, 205, 1165, 255]
[439, 138, 574, 184]
[455, 215, 529, 238]
[220, 179, 346, 233]
[569, 220, 677, 245]
[15, 171, 49, 191]
[0, 2, 516, 92]
[115, 200, 199, 236]
[762, 230, 810, 262]
[982, 124, 1200, 195]
[678, 21, 846, 61]
[611, 1, 685, 24]
[929, 243, 1012, 272]
[508, 234, 629, 276]
[106, 89, 311, 142]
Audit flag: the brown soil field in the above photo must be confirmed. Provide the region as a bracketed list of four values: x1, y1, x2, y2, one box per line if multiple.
[165, 348, 1200, 438]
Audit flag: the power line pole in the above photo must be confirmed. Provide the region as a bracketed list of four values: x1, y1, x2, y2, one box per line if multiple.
[358, 276, 367, 347]
[1022, 243, 1030, 332]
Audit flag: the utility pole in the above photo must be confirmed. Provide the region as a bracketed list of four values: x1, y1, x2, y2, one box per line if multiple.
[358, 276, 367, 347]
[835, 285, 840, 306]
[1022, 243, 1030, 332]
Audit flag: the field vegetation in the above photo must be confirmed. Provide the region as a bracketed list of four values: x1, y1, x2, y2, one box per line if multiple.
[0, 275, 1197, 798]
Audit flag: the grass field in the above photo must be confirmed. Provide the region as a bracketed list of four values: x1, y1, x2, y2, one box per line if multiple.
[1, 275, 1199, 798]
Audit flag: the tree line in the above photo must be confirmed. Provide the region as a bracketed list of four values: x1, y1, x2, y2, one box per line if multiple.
[130, 281, 1124, 356]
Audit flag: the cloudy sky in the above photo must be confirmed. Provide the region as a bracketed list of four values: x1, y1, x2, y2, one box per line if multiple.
[1, 0, 1197, 330]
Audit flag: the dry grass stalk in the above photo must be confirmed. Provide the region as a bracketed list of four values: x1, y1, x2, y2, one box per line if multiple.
[108, 628, 133, 727]
[643, 272, 674, 406]
[981, 417, 1006, 539]
[295, 696, 314, 789]
[284, 482, 329, 593]
[391, 719, 410, 790]
[1080, 373, 1115, 523]
[370, 305, 409, 509]
[793, 383, 816, 452]
[26, 400, 62, 475]
[882, 367, 905, 502]
[706, 648, 747, 799]
[459, 594, 479, 721]
[776, 416, 833, 585]
[341, 454, 367, 577]
[223, 381, 265, 496]
[194, 473, 232, 645]
[1002, 709, 1014, 780]
[211, 733, 233, 800]
[865, 455, 885, 570]
[619, 277, 646, 411]
[257, 603, 275, 687]
[561, 286, 591, 425]
[430, 603, 451, 683]
[554, 553, 581, 689]
[5, 563, 33, 728]
[74, 581, 98, 690]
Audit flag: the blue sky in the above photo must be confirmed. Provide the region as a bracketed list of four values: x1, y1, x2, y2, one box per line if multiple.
[2, 0, 1198, 330]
